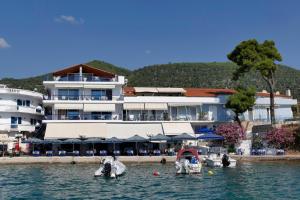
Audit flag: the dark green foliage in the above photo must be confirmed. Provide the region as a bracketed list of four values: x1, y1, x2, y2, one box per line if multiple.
[228, 39, 283, 124]
[86, 60, 131, 77]
[226, 86, 256, 125]
[1, 60, 300, 101]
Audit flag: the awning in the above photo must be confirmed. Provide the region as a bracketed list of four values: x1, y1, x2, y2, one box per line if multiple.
[156, 88, 185, 93]
[145, 103, 168, 110]
[123, 103, 145, 110]
[55, 84, 83, 88]
[83, 85, 115, 89]
[106, 123, 163, 139]
[44, 123, 108, 139]
[83, 104, 115, 112]
[168, 103, 202, 106]
[162, 122, 194, 136]
[54, 104, 83, 110]
[134, 87, 158, 93]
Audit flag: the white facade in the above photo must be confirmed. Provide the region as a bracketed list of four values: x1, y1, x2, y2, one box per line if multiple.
[42, 65, 298, 139]
[0, 85, 44, 141]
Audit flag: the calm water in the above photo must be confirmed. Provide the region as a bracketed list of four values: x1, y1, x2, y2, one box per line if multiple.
[0, 161, 300, 200]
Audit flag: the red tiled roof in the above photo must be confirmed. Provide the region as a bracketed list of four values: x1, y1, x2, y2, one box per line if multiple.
[123, 87, 292, 98]
[53, 64, 115, 78]
[123, 86, 135, 96]
[256, 92, 291, 98]
[184, 88, 235, 97]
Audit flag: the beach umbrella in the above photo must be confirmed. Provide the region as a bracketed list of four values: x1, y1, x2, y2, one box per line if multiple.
[63, 138, 82, 153]
[126, 135, 148, 155]
[42, 139, 62, 144]
[23, 138, 43, 152]
[83, 138, 105, 155]
[172, 133, 197, 141]
[149, 134, 171, 143]
[104, 137, 123, 152]
[197, 133, 224, 141]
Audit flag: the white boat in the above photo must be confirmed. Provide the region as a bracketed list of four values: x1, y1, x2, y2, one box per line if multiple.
[94, 157, 126, 178]
[205, 154, 237, 168]
[175, 148, 202, 174]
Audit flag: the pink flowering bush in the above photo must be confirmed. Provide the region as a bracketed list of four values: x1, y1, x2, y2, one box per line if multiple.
[266, 128, 295, 149]
[215, 123, 245, 145]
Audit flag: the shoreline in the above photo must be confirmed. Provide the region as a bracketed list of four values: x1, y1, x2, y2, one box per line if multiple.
[1, 155, 300, 164]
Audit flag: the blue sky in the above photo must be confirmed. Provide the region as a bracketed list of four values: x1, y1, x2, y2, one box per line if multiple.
[1, 0, 300, 78]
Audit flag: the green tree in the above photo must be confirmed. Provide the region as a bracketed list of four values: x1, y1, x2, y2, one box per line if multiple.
[225, 86, 256, 127]
[227, 39, 282, 125]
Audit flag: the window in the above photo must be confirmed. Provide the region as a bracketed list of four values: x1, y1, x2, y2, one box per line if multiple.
[91, 112, 112, 120]
[17, 99, 22, 106]
[26, 100, 30, 107]
[67, 110, 80, 120]
[18, 117, 22, 124]
[91, 90, 106, 100]
[58, 89, 79, 100]
[11, 117, 18, 128]
[30, 118, 37, 125]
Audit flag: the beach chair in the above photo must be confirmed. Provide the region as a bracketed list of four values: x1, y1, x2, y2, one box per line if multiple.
[126, 149, 134, 156]
[46, 151, 53, 156]
[32, 150, 40, 157]
[251, 149, 257, 155]
[58, 150, 66, 156]
[99, 150, 107, 156]
[139, 149, 148, 156]
[73, 150, 80, 156]
[276, 149, 285, 155]
[167, 149, 176, 156]
[113, 150, 120, 156]
[153, 149, 161, 156]
[86, 150, 94, 156]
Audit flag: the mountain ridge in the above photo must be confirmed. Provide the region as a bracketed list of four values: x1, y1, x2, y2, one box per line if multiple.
[1, 60, 299, 100]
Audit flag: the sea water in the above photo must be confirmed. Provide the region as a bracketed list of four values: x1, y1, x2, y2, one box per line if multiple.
[0, 161, 299, 200]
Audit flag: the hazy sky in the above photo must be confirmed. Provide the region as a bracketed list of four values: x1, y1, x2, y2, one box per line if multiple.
[1, 0, 300, 78]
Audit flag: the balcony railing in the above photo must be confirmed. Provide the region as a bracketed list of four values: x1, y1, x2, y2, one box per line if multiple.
[45, 73, 117, 82]
[45, 114, 119, 120]
[0, 105, 44, 114]
[43, 95, 112, 101]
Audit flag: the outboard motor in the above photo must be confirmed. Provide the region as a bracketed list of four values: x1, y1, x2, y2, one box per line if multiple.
[222, 154, 230, 167]
[102, 162, 112, 177]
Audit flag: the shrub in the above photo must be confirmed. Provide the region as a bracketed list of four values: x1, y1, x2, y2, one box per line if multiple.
[215, 123, 245, 145]
[265, 127, 295, 149]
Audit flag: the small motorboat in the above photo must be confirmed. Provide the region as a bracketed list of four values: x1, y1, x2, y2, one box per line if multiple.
[175, 148, 202, 174]
[205, 153, 237, 168]
[94, 156, 126, 178]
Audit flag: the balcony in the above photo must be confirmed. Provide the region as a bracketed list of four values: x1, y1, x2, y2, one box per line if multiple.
[0, 105, 44, 115]
[43, 95, 112, 101]
[45, 73, 116, 82]
[45, 113, 120, 121]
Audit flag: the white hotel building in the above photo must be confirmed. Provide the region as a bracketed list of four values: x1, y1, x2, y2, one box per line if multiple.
[0, 84, 44, 143]
[42, 64, 297, 139]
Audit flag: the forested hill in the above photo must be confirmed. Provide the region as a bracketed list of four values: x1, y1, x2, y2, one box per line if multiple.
[1, 60, 300, 100]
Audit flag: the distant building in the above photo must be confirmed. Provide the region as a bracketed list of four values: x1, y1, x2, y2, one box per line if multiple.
[42, 64, 297, 139]
[0, 84, 44, 148]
